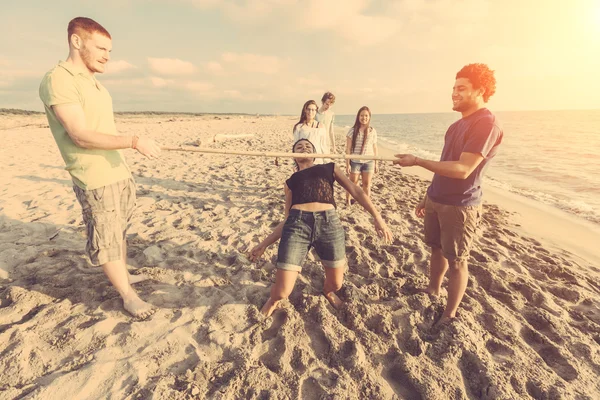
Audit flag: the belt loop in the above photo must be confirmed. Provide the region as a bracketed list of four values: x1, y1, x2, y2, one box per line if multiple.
[324, 210, 329, 222]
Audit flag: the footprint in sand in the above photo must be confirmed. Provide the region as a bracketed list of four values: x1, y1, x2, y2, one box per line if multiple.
[381, 364, 422, 400]
[520, 325, 578, 382]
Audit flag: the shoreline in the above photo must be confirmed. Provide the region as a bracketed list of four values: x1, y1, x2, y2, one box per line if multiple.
[376, 142, 600, 267]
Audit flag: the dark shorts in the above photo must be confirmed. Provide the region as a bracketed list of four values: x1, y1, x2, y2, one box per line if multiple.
[73, 178, 136, 266]
[277, 209, 346, 272]
[424, 197, 482, 262]
[350, 160, 374, 173]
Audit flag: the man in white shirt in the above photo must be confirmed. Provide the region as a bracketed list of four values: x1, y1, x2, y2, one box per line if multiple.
[315, 92, 336, 153]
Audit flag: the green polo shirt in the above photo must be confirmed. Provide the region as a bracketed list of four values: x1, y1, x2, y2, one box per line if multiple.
[39, 61, 131, 190]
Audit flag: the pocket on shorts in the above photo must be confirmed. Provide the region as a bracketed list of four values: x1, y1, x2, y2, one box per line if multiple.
[91, 186, 106, 203]
[91, 212, 120, 250]
[284, 215, 300, 225]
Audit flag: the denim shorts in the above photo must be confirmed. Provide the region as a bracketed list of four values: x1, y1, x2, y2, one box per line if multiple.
[277, 209, 346, 272]
[350, 160, 374, 173]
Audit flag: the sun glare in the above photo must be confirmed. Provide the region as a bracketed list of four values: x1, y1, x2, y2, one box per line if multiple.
[591, 3, 600, 32]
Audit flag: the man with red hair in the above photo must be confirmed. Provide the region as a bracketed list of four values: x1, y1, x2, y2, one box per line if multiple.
[39, 17, 161, 319]
[394, 63, 503, 325]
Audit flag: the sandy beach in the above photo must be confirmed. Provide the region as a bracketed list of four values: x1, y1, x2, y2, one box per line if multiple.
[1, 112, 599, 399]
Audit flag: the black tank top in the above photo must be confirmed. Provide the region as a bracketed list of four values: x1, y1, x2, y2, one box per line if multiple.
[286, 163, 336, 208]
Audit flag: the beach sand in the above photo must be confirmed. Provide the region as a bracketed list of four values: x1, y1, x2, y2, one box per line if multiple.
[1, 113, 599, 399]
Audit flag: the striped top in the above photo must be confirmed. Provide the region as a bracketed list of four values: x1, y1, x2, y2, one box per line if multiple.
[346, 127, 378, 162]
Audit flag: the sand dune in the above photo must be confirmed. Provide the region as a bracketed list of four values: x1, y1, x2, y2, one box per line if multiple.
[1, 114, 599, 399]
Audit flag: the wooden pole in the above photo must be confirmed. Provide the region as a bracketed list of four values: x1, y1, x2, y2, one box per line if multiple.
[160, 146, 398, 162]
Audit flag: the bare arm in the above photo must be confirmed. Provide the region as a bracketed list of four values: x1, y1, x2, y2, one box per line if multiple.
[394, 152, 484, 180]
[52, 104, 161, 158]
[345, 136, 352, 173]
[333, 165, 392, 242]
[373, 142, 379, 173]
[249, 184, 292, 260]
[329, 117, 336, 152]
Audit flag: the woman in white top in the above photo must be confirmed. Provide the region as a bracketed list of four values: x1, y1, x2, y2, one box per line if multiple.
[293, 100, 330, 164]
[345, 106, 378, 206]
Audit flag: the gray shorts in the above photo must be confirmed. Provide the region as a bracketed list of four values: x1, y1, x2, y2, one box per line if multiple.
[73, 178, 136, 266]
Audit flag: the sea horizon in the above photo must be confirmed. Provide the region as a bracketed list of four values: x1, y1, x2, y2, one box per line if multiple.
[3, 107, 600, 117]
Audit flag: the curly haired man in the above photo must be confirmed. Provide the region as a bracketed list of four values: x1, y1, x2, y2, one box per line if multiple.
[394, 63, 504, 325]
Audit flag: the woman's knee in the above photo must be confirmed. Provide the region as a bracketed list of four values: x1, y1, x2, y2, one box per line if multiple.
[324, 271, 344, 292]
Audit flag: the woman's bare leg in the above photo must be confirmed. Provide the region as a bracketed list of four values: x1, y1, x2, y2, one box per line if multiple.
[346, 173, 360, 205]
[261, 269, 300, 317]
[323, 265, 345, 308]
[361, 171, 373, 198]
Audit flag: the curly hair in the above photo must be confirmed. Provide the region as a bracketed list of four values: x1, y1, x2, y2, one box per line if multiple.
[456, 63, 496, 103]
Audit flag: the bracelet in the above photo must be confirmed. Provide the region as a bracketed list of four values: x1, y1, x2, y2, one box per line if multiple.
[131, 135, 140, 149]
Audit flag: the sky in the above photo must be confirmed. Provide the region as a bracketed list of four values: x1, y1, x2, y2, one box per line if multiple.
[1, 0, 599, 115]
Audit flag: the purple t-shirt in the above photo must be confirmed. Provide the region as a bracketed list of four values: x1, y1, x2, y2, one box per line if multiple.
[427, 108, 503, 206]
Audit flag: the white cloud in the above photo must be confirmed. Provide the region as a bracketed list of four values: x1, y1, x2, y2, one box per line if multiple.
[105, 60, 137, 74]
[150, 76, 173, 87]
[223, 89, 242, 98]
[205, 61, 224, 75]
[220, 52, 283, 74]
[148, 57, 197, 75]
[184, 81, 214, 92]
[180, 0, 399, 46]
[295, 76, 324, 87]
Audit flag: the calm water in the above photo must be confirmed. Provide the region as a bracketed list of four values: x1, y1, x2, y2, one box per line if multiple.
[337, 110, 600, 225]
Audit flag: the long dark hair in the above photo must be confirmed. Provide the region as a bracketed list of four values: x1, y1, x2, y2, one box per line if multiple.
[351, 106, 371, 155]
[293, 100, 319, 132]
[292, 138, 315, 171]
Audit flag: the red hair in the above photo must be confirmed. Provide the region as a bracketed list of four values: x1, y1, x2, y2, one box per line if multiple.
[67, 17, 111, 43]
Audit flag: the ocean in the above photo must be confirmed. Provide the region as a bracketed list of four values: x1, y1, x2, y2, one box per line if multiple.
[336, 109, 600, 226]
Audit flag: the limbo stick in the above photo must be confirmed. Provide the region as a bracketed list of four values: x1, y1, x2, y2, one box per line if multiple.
[160, 146, 398, 162]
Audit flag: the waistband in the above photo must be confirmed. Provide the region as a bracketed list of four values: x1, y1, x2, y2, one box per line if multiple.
[288, 208, 337, 219]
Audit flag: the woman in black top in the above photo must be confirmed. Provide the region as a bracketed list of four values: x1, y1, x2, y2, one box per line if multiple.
[249, 139, 393, 317]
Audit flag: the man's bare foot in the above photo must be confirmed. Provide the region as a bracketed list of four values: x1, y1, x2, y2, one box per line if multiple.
[128, 273, 150, 285]
[123, 293, 156, 320]
[260, 297, 280, 318]
[323, 291, 343, 309]
[127, 265, 150, 284]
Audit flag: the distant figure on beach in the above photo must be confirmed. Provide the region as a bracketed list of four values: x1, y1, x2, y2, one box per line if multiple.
[293, 100, 330, 164]
[315, 92, 336, 153]
[345, 106, 379, 206]
[394, 63, 503, 325]
[249, 139, 393, 317]
[38, 17, 161, 319]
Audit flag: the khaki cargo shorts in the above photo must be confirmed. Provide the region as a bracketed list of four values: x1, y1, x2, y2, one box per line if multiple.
[424, 197, 482, 262]
[73, 178, 136, 266]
